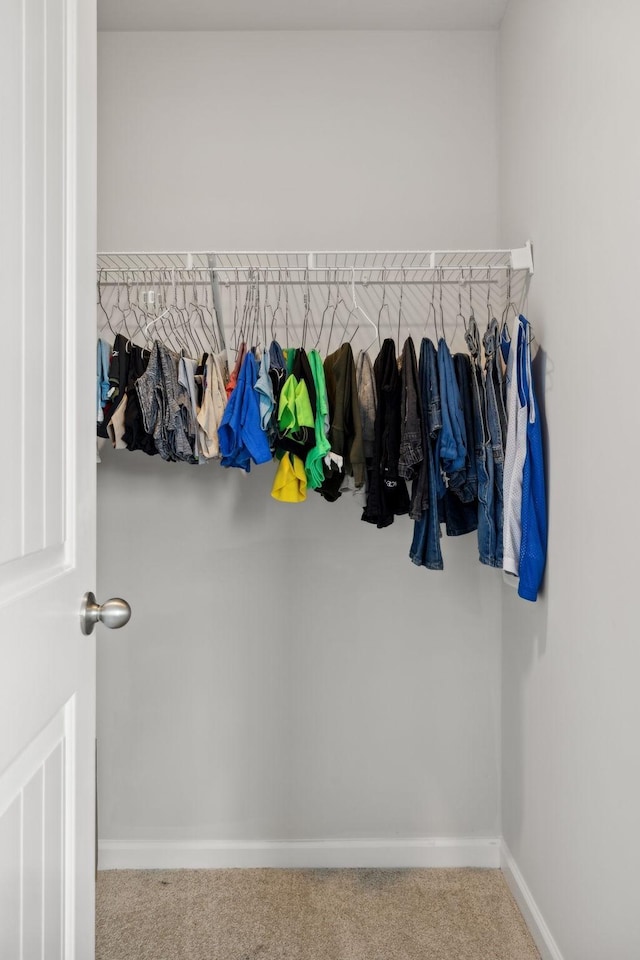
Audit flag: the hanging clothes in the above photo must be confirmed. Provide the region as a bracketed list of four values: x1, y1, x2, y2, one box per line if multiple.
[103, 335, 132, 449]
[270, 348, 317, 502]
[107, 393, 129, 449]
[97, 333, 130, 438]
[226, 342, 247, 398]
[219, 351, 272, 471]
[178, 357, 200, 461]
[356, 349, 378, 505]
[398, 338, 424, 518]
[502, 315, 547, 601]
[274, 348, 316, 467]
[197, 352, 228, 461]
[436, 337, 467, 495]
[483, 319, 507, 567]
[277, 371, 314, 435]
[121, 344, 157, 457]
[362, 338, 409, 527]
[503, 316, 529, 576]
[94, 269, 544, 600]
[320, 343, 365, 503]
[271, 451, 308, 503]
[305, 349, 331, 490]
[268, 341, 287, 410]
[356, 350, 377, 461]
[409, 339, 443, 569]
[465, 316, 495, 566]
[254, 348, 275, 435]
[441, 354, 478, 537]
[108, 333, 130, 404]
[135, 342, 196, 463]
[97, 339, 111, 423]
[441, 354, 478, 538]
[518, 320, 547, 602]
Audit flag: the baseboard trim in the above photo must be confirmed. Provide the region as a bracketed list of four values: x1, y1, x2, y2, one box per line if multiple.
[500, 840, 564, 960]
[98, 836, 500, 871]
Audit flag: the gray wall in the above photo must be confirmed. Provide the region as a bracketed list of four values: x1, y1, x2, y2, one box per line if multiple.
[499, 2, 640, 958]
[96, 30, 503, 845]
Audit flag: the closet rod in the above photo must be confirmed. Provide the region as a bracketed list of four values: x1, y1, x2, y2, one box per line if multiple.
[97, 265, 520, 274]
[97, 274, 504, 287]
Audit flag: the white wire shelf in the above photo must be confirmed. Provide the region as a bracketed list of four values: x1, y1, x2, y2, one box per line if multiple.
[96, 245, 534, 355]
[97, 245, 533, 281]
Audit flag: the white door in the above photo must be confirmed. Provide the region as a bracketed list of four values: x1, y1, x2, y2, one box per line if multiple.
[0, 0, 97, 956]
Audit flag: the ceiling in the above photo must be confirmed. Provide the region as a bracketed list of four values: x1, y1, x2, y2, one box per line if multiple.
[97, 0, 509, 32]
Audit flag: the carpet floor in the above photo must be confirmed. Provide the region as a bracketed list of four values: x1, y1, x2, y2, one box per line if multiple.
[96, 868, 540, 960]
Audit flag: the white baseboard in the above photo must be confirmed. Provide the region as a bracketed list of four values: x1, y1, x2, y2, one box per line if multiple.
[98, 836, 500, 871]
[500, 840, 564, 960]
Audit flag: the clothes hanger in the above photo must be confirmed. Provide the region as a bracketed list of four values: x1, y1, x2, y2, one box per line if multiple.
[143, 301, 174, 348]
[261, 269, 270, 351]
[191, 271, 217, 355]
[325, 277, 348, 357]
[234, 270, 254, 353]
[230, 274, 240, 353]
[485, 267, 498, 336]
[499, 268, 533, 346]
[137, 270, 179, 353]
[268, 270, 284, 344]
[313, 268, 336, 350]
[141, 269, 180, 351]
[97, 270, 118, 341]
[397, 268, 414, 348]
[284, 269, 290, 349]
[169, 271, 191, 354]
[172, 269, 207, 359]
[425, 267, 448, 347]
[126, 273, 152, 352]
[147, 276, 202, 360]
[350, 267, 378, 353]
[436, 268, 446, 344]
[425, 272, 437, 342]
[119, 273, 149, 351]
[446, 267, 463, 351]
[195, 272, 216, 355]
[207, 272, 222, 353]
[111, 275, 139, 345]
[174, 273, 199, 357]
[469, 268, 476, 330]
[376, 269, 392, 346]
[249, 269, 261, 349]
[247, 268, 260, 351]
[458, 271, 467, 339]
[301, 269, 317, 350]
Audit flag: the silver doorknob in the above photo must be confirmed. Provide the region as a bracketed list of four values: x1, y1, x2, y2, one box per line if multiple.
[80, 591, 131, 636]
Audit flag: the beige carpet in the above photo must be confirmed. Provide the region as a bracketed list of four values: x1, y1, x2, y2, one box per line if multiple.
[96, 868, 540, 960]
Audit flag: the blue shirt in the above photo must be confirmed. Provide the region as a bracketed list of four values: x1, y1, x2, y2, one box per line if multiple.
[218, 352, 272, 471]
[517, 317, 547, 602]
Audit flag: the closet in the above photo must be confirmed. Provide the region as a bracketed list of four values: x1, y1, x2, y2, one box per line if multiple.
[96, 30, 518, 868]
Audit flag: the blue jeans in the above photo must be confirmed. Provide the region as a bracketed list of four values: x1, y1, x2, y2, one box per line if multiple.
[443, 353, 478, 536]
[449, 353, 478, 505]
[483, 320, 505, 568]
[437, 339, 467, 484]
[410, 339, 443, 570]
[465, 318, 497, 566]
[472, 359, 497, 565]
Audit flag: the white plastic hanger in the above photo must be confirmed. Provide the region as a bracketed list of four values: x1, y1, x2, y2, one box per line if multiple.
[350, 267, 378, 352]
